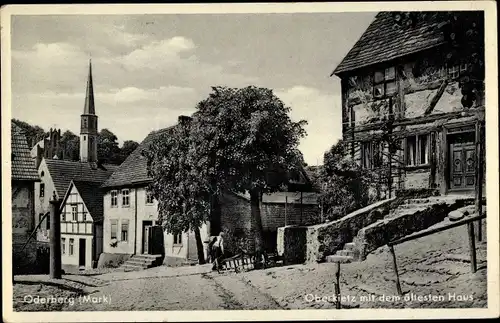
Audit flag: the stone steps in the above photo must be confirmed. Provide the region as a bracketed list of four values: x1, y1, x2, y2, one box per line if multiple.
[325, 255, 353, 264]
[121, 254, 163, 271]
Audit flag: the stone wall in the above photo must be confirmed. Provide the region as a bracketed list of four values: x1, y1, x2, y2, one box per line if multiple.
[220, 192, 320, 255]
[276, 226, 308, 265]
[277, 199, 394, 264]
[354, 197, 473, 259]
[12, 181, 38, 274]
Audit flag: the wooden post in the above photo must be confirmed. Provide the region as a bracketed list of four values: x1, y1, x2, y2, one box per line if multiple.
[474, 121, 484, 241]
[467, 222, 477, 273]
[300, 191, 303, 225]
[49, 193, 62, 279]
[334, 262, 341, 309]
[284, 196, 288, 226]
[388, 245, 403, 296]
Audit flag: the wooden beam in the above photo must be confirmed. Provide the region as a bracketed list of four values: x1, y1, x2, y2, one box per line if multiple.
[344, 109, 484, 135]
[424, 80, 448, 115]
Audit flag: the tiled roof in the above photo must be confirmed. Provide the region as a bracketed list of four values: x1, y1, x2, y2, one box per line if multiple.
[102, 126, 175, 188]
[11, 122, 39, 181]
[45, 159, 118, 197]
[333, 12, 447, 75]
[72, 180, 105, 222]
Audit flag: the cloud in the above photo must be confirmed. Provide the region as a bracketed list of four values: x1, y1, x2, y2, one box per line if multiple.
[275, 86, 342, 165]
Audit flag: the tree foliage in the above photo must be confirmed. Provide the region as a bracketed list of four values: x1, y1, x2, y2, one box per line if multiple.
[188, 86, 307, 259]
[319, 139, 374, 219]
[12, 119, 48, 148]
[189, 86, 307, 195]
[60, 130, 80, 161]
[11, 119, 138, 164]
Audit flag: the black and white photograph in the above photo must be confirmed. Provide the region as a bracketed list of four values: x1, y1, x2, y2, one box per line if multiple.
[2, 2, 498, 321]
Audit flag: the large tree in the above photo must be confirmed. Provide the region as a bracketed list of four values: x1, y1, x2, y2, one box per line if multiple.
[97, 129, 121, 164]
[189, 86, 307, 267]
[144, 119, 209, 264]
[60, 130, 80, 161]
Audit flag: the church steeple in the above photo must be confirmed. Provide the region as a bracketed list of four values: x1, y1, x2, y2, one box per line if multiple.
[80, 59, 98, 163]
[83, 59, 95, 115]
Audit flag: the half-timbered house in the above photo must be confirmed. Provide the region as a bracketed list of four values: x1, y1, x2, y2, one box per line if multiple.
[331, 12, 485, 197]
[59, 180, 106, 270]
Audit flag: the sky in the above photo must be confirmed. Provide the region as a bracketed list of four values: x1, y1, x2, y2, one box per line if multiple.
[10, 12, 376, 165]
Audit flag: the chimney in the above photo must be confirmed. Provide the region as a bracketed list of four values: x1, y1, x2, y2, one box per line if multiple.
[35, 144, 43, 169]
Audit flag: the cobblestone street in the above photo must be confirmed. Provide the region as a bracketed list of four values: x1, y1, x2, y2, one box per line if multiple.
[13, 220, 487, 311]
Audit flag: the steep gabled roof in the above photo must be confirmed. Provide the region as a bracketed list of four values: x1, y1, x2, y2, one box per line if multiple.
[333, 12, 447, 75]
[45, 159, 117, 197]
[61, 180, 105, 222]
[102, 126, 175, 188]
[11, 122, 40, 181]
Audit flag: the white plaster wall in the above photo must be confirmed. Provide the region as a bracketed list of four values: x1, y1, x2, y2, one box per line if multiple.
[103, 188, 137, 254]
[61, 234, 93, 268]
[34, 159, 57, 242]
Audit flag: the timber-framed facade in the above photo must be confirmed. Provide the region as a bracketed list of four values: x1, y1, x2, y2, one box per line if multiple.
[332, 11, 485, 197]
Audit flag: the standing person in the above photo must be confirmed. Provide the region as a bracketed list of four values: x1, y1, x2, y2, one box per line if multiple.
[207, 236, 217, 263]
[212, 232, 225, 271]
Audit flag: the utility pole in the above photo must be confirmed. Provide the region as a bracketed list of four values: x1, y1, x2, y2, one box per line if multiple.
[49, 193, 62, 279]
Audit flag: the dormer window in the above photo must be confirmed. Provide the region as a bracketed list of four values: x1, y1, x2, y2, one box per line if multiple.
[374, 66, 397, 98]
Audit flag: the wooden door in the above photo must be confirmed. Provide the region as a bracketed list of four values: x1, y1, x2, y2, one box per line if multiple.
[79, 238, 86, 267]
[143, 221, 152, 254]
[449, 133, 476, 190]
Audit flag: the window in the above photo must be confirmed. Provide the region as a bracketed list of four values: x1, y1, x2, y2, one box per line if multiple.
[72, 205, 77, 221]
[362, 142, 372, 169]
[110, 219, 118, 239]
[447, 63, 468, 80]
[83, 212, 88, 222]
[373, 141, 384, 169]
[121, 220, 129, 242]
[111, 190, 118, 207]
[174, 233, 182, 245]
[374, 66, 397, 98]
[62, 238, 66, 255]
[39, 183, 45, 197]
[69, 238, 74, 255]
[39, 213, 44, 226]
[61, 211, 66, 222]
[146, 190, 155, 204]
[46, 212, 50, 230]
[122, 189, 130, 207]
[406, 134, 429, 166]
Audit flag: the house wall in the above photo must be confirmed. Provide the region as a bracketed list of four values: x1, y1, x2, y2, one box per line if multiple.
[12, 180, 37, 271]
[102, 185, 209, 261]
[341, 46, 485, 195]
[34, 159, 57, 242]
[61, 234, 93, 269]
[60, 185, 96, 269]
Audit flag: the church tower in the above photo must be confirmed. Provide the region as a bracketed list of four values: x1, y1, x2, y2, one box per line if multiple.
[80, 60, 98, 163]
